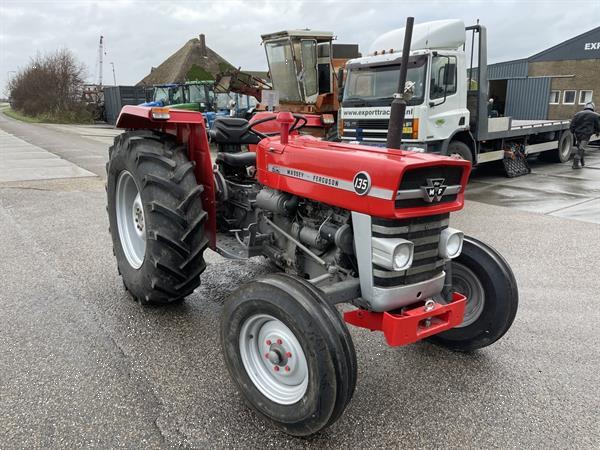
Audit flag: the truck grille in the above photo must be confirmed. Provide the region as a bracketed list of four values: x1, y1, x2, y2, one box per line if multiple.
[342, 118, 412, 142]
[371, 214, 448, 287]
[395, 166, 463, 208]
[344, 119, 389, 129]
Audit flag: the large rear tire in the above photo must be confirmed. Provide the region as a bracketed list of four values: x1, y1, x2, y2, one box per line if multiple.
[106, 130, 208, 305]
[429, 236, 518, 351]
[220, 274, 356, 436]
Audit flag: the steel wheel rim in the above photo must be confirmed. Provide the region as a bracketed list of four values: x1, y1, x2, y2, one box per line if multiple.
[560, 134, 572, 159]
[453, 262, 485, 327]
[239, 314, 309, 405]
[115, 170, 146, 269]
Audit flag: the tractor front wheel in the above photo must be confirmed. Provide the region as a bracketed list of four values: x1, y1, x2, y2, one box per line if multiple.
[106, 130, 208, 305]
[429, 236, 518, 351]
[220, 274, 356, 436]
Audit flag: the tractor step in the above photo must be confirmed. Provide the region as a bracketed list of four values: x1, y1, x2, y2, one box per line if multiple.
[344, 293, 467, 346]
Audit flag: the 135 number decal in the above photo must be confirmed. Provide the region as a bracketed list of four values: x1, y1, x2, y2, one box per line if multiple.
[353, 172, 371, 196]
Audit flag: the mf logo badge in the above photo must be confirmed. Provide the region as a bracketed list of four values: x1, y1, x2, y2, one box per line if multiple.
[421, 178, 447, 202]
[353, 171, 371, 196]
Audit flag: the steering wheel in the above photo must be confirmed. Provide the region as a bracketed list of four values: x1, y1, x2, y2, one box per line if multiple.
[248, 114, 308, 140]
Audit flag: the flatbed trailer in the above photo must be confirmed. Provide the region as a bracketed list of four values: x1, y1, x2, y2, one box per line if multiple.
[339, 20, 597, 167]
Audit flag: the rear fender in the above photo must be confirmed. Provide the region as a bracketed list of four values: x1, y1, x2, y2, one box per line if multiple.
[116, 105, 217, 249]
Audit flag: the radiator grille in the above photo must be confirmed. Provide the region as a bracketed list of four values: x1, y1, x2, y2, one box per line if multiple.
[372, 214, 448, 287]
[395, 166, 463, 208]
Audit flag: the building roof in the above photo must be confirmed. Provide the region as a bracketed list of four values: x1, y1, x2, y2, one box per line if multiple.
[138, 34, 235, 86]
[528, 26, 600, 62]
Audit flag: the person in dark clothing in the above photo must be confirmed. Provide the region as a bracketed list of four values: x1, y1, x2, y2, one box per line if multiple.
[570, 102, 600, 169]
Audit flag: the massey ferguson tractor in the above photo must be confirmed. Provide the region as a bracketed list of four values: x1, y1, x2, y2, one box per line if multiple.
[106, 21, 518, 437]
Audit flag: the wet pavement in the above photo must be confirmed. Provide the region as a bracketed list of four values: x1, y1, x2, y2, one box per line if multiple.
[467, 144, 600, 224]
[1, 112, 599, 447]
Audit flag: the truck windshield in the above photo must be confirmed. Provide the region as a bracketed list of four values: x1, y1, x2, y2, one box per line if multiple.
[343, 56, 428, 106]
[265, 40, 302, 103]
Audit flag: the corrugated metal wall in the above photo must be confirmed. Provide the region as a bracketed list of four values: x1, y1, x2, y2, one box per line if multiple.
[468, 59, 529, 82]
[104, 86, 148, 124]
[487, 60, 528, 80]
[505, 77, 551, 120]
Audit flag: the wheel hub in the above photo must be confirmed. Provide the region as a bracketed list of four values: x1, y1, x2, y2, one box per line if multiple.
[239, 314, 308, 405]
[133, 193, 145, 234]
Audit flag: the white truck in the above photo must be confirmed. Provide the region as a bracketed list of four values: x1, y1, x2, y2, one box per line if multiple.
[339, 20, 586, 165]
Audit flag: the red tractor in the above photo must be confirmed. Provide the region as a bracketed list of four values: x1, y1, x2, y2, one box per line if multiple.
[106, 105, 518, 436]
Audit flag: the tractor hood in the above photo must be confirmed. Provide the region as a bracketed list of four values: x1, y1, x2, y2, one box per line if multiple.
[256, 135, 471, 220]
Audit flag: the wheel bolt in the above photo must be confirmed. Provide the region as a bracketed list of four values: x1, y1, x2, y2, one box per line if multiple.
[286, 352, 292, 358]
[277, 339, 282, 345]
[274, 366, 280, 372]
[285, 366, 290, 372]
[265, 353, 269, 359]
[266, 340, 272, 345]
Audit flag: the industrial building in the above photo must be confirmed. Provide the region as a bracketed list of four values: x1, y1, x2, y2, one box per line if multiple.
[484, 26, 600, 120]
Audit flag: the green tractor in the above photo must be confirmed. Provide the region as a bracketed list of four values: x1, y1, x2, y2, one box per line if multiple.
[144, 81, 216, 112]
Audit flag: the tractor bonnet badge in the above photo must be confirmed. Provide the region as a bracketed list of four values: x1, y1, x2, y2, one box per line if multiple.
[353, 172, 371, 196]
[421, 178, 447, 202]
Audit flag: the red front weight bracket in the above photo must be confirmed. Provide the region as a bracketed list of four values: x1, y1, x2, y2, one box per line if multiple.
[344, 293, 467, 346]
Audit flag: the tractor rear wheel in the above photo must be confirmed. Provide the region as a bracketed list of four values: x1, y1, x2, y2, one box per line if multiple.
[429, 236, 518, 351]
[106, 130, 208, 305]
[220, 274, 356, 436]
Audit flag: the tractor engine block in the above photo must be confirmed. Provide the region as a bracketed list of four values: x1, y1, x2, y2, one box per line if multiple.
[256, 188, 355, 283]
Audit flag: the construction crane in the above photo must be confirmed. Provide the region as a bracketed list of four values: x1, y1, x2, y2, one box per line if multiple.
[95, 35, 104, 86]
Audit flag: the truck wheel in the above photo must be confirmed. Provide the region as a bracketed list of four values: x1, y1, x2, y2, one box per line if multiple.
[540, 130, 573, 163]
[106, 130, 208, 305]
[447, 140, 473, 163]
[221, 274, 356, 436]
[429, 236, 518, 351]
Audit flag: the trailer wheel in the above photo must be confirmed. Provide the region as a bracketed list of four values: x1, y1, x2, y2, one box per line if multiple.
[221, 274, 356, 436]
[540, 130, 573, 163]
[429, 236, 518, 351]
[447, 140, 473, 163]
[106, 130, 208, 305]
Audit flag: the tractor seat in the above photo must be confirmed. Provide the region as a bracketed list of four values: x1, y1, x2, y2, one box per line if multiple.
[216, 151, 257, 168]
[210, 117, 261, 147]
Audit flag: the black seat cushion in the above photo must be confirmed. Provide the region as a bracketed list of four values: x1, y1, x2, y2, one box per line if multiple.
[216, 152, 257, 168]
[210, 117, 261, 146]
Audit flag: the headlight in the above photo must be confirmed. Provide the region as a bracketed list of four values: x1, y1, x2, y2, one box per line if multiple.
[372, 237, 414, 271]
[438, 227, 464, 259]
[393, 243, 413, 270]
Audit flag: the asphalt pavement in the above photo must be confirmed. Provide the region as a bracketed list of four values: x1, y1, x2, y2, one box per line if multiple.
[0, 112, 599, 448]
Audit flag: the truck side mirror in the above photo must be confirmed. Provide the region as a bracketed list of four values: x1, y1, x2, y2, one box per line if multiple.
[337, 67, 344, 102]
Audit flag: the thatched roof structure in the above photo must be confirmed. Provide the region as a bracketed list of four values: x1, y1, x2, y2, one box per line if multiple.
[138, 34, 235, 86]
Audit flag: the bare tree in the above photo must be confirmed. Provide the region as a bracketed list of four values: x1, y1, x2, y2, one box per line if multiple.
[7, 49, 92, 122]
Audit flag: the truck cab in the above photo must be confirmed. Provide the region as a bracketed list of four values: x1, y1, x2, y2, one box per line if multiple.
[340, 20, 470, 154]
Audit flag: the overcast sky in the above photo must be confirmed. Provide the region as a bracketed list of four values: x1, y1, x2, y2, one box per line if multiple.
[1, 0, 599, 93]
